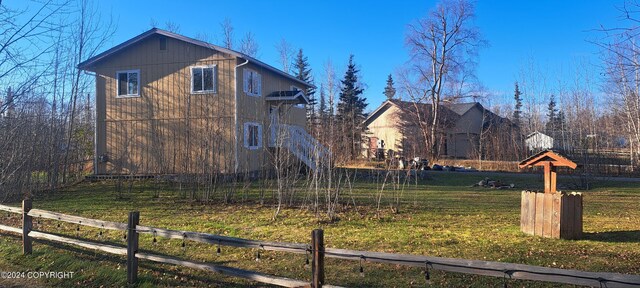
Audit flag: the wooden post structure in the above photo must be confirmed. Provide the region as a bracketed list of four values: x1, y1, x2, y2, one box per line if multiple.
[311, 229, 325, 288]
[22, 199, 32, 255]
[519, 149, 576, 194]
[518, 150, 582, 239]
[543, 162, 558, 193]
[127, 211, 140, 285]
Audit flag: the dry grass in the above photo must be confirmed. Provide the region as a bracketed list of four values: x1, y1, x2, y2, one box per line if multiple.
[0, 172, 638, 287]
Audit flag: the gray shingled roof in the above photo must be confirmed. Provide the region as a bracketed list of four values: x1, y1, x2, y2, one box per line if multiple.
[388, 99, 431, 114]
[364, 100, 511, 128]
[77, 28, 314, 88]
[364, 99, 460, 126]
[445, 102, 478, 116]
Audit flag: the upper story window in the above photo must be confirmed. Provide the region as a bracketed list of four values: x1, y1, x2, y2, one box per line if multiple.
[116, 70, 140, 97]
[191, 65, 217, 94]
[244, 122, 262, 149]
[243, 68, 262, 97]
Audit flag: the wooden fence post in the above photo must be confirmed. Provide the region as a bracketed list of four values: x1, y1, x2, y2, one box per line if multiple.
[311, 229, 324, 288]
[127, 211, 140, 285]
[22, 199, 32, 255]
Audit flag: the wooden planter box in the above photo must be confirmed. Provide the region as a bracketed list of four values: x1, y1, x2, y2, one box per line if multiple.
[520, 190, 583, 240]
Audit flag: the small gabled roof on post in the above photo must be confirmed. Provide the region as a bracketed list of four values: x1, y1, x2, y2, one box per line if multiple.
[265, 90, 309, 105]
[518, 149, 577, 169]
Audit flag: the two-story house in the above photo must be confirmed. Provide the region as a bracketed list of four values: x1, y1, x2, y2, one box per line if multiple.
[78, 28, 327, 175]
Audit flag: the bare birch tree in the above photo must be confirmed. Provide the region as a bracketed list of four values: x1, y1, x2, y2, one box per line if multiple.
[220, 18, 234, 49]
[404, 0, 484, 160]
[0, 0, 67, 114]
[240, 31, 259, 57]
[275, 38, 293, 74]
[596, 1, 640, 170]
[62, 0, 115, 183]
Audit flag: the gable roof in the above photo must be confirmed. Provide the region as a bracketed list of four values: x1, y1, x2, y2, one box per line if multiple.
[363, 99, 460, 126]
[363, 99, 430, 126]
[389, 99, 431, 113]
[364, 99, 511, 130]
[445, 102, 478, 116]
[77, 28, 314, 88]
[518, 149, 578, 169]
[362, 100, 393, 126]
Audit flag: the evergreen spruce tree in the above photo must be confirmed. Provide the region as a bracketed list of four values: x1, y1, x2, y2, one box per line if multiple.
[318, 83, 327, 119]
[556, 110, 566, 130]
[292, 49, 316, 127]
[512, 82, 522, 127]
[546, 95, 558, 133]
[337, 55, 367, 160]
[383, 74, 396, 100]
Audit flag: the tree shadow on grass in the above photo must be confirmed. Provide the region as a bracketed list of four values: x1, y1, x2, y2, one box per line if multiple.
[582, 230, 640, 243]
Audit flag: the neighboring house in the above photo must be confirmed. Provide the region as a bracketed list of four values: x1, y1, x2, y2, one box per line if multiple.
[363, 99, 510, 159]
[78, 28, 327, 175]
[525, 131, 554, 151]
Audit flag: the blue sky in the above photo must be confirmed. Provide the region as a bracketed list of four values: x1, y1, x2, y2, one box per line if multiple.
[91, 0, 623, 111]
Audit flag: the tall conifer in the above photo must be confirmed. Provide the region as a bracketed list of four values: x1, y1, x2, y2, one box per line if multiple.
[337, 55, 368, 160]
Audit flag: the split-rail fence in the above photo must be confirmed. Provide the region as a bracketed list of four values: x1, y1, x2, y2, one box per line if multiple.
[0, 200, 639, 287]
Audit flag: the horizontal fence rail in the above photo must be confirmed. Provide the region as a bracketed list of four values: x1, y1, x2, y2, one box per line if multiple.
[30, 230, 128, 256]
[136, 224, 309, 254]
[323, 248, 640, 288]
[0, 225, 127, 257]
[1, 202, 640, 287]
[0, 223, 22, 234]
[136, 252, 311, 288]
[0, 204, 22, 214]
[28, 209, 128, 231]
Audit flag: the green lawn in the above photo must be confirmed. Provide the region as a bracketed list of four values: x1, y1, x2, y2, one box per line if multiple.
[0, 171, 638, 287]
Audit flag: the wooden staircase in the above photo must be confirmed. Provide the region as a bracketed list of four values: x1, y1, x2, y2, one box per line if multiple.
[270, 124, 331, 170]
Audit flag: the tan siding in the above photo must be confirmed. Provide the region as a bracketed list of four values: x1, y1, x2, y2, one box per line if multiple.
[93, 35, 237, 174]
[447, 106, 482, 158]
[235, 62, 307, 172]
[92, 34, 309, 174]
[366, 106, 404, 156]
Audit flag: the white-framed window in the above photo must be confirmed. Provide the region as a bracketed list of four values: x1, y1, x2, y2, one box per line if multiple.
[291, 85, 305, 109]
[244, 122, 262, 149]
[116, 69, 140, 97]
[191, 65, 217, 94]
[243, 68, 262, 96]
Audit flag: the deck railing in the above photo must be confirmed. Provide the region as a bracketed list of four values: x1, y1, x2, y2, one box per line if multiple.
[271, 124, 331, 170]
